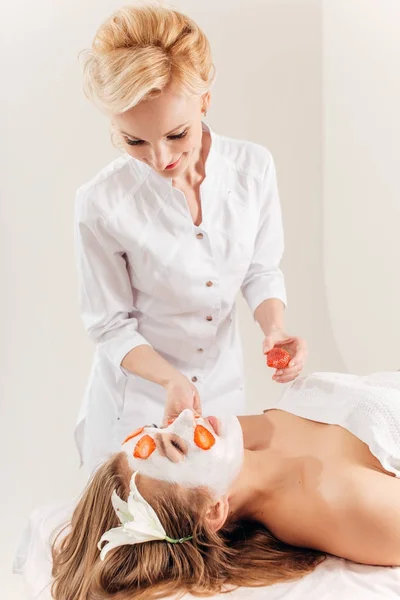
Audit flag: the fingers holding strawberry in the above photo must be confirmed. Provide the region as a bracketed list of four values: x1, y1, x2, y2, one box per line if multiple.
[263, 330, 307, 383]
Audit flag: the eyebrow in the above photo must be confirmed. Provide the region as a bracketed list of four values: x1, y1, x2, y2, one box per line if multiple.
[121, 122, 190, 141]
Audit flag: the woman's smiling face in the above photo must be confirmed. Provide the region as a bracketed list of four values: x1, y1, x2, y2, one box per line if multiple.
[121, 409, 244, 497]
[111, 85, 209, 178]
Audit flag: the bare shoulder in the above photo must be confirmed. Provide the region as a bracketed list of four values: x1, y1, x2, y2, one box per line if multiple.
[331, 467, 400, 565]
[303, 467, 400, 566]
[260, 464, 400, 566]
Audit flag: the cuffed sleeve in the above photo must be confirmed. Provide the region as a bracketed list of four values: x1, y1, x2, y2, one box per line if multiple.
[75, 189, 151, 372]
[241, 153, 287, 314]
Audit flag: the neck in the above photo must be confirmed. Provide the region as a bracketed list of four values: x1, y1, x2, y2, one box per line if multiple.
[173, 128, 211, 188]
[227, 448, 286, 522]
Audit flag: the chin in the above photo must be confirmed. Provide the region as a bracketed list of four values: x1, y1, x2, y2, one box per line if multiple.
[157, 170, 175, 179]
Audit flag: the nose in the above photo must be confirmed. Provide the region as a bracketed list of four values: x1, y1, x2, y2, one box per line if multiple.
[172, 409, 196, 429]
[146, 143, 169, 171]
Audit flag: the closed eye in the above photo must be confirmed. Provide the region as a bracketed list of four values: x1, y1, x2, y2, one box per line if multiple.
[125, 138, 144, 146]
[167, 130, 188, 141]
[154, 433, 188, 462]
[170, 438, 185, 453]
[125, 129, 188, 146]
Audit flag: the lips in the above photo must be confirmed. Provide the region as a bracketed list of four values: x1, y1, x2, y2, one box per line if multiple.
[165, 156, 181, 170]
[205, 416, 221, 436]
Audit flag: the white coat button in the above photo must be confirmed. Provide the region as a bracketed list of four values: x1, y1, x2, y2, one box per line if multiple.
[191, 376, 198, 383]
[206, 281, 213, 287]
[206, 315, 213, 322]
[197, 348, 204, 353]
[196, 232, 204, 239]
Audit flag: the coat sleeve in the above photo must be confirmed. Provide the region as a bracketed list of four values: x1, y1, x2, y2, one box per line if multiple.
[241, 152, 287, 314]
[75, 187, 151, 371]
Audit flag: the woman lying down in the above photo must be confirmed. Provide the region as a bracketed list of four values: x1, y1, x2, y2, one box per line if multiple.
[51, 371, 400, 600]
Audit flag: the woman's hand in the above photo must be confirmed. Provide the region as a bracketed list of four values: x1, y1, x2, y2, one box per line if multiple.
[263, 329, 307, 383]
[162, 373, 202, 426]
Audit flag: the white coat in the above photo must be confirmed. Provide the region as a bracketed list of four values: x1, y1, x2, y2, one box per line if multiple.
[74, 124, 287, 473]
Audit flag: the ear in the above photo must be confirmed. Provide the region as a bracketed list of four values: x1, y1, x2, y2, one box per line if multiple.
[201, 91, 211, 114]
[204, 496, 229, 532]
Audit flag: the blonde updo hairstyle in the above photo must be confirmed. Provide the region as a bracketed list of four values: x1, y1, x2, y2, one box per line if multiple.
[81, 2, 215, 116]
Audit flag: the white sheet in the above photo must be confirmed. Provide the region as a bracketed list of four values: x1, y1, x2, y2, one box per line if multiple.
[13, 504, 400, 600]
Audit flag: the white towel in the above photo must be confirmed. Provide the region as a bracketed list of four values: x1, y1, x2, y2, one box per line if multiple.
[12, 503, 71, 599]
[268, 371, 400, 476]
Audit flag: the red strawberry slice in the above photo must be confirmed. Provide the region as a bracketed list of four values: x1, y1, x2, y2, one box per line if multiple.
[266, 347, 291, 369]
[122, 427, 144, 445]
[133, 435, 156, 459]
[194, 425, 215, 450]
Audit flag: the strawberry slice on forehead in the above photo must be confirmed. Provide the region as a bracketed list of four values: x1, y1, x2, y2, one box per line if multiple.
[122, 427, 145, 444]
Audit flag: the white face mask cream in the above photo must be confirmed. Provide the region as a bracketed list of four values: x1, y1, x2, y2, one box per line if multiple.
[121, 409, 244, 497]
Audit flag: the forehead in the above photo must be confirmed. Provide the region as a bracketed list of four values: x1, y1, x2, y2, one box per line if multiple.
[112, 85, 201, 139]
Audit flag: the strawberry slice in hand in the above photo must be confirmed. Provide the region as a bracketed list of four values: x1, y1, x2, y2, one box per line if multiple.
[194, 425, 215, 450]
[133, 435, 156, 459]
[266, 347, 291, 370]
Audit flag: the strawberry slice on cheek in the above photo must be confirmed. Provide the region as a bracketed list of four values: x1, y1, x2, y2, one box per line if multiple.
[194, 424, 216, 450]
[133, 435, 156, 459]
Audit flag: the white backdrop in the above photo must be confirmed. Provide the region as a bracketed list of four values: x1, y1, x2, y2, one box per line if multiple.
[323, 0, 400, 374]
[1, 0, 398, 597]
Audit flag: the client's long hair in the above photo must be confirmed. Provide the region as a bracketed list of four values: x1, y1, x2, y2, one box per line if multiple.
[51, 452, 325, 599]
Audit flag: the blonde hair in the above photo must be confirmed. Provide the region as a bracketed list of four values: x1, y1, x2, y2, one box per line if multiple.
[51, 452, 325, 600]
[81, 2, 215, 114]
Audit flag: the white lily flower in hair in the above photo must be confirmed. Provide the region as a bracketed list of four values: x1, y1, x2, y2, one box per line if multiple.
[97, 472, 167, 561]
